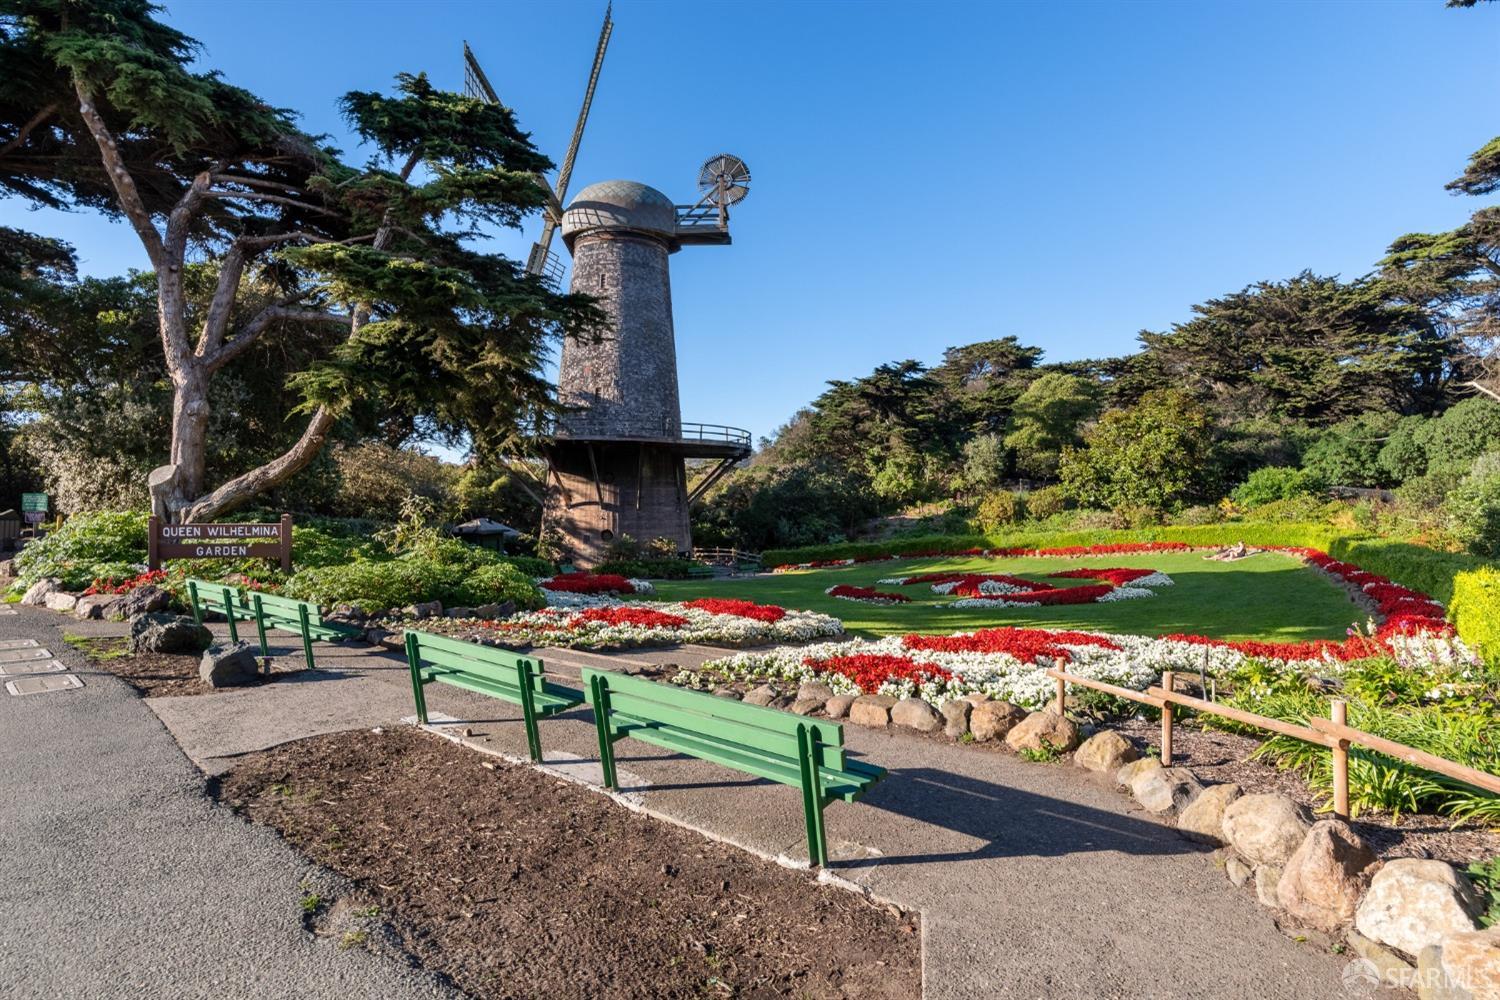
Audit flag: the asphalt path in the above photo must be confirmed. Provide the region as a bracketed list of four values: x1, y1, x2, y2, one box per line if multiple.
[0, 605, 459, 1000]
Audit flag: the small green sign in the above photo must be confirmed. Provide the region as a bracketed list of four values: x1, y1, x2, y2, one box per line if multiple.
[20, 493, 48, 513]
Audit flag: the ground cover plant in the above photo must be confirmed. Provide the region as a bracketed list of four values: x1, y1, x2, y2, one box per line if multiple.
[650, 548, 1364, 640]
[219, 727, 921, 999]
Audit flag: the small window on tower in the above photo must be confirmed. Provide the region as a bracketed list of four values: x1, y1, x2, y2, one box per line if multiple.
[598, 273, 606, 290]
[600, 529, 615, 542]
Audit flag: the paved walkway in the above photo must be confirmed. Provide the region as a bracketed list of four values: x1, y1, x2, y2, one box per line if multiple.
[10, 607, 1363, 998]
[0, 606, 459, 1000]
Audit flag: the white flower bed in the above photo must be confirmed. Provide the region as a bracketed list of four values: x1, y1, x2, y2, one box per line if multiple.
[478, 601, 845, 650]
[1096, 586, 1157, 602]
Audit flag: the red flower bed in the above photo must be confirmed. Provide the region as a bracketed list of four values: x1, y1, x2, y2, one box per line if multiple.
[904, 626, 1120, 663]
[542, 572, 635, 595]
[84, 569, 167, 596]
[1047, 567, 1157, 586]
[1160, 631, 1384, 663]
[804, 652, 952, 691]
[826, 584, 910, 603]
[576, 606, 689, 628]
[682, 598, 787, 623]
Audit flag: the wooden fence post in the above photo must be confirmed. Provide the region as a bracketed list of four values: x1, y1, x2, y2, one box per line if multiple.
[1331, 699, 1350, 820]
[1160, 670, 1175, 765]
[1054, 657, 1067, 715]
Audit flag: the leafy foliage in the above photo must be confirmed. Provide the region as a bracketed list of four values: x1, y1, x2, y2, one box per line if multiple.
[10, 510, 147, 590]
[1059, 390, 1218, 511]
[1232, 467, 1325, 508]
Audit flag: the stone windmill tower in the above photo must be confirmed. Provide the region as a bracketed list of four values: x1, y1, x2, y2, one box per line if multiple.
[465, 11, 751, 567]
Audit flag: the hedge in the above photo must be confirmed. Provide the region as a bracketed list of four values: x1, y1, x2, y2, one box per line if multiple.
[762, 524, 1500, 663]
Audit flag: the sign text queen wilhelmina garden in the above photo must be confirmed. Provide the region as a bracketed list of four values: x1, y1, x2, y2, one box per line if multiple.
[147, 514, 293, 572]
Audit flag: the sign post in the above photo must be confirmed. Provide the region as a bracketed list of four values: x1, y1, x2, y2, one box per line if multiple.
[148, 513, 293, 572]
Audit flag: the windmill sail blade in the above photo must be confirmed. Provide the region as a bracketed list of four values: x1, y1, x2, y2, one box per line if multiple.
[530, 4, 613, 279]
[462, 42, 500, 104]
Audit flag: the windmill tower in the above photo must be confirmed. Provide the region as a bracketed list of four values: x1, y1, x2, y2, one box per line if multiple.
[466, 11, 752, 567]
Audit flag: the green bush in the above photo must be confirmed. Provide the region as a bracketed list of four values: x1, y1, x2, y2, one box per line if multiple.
[11, 510, 148, 591]
[495, 554, 554, 579]
[974, 491, 1026, 533]
[1232, 466, 1325, 508]
[1302, 412, 1401, 487]
[1024, 485, 1068, 520]
[1171, 504, 1224, 526]
[1451, 566, 1500, 665]
[1444, 453, 1500, 556]
[284, 545, 543, 612]
[595, 558, 694, 580]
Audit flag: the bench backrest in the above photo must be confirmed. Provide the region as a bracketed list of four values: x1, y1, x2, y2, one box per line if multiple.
[186, 578, 244, 613]
[407, 629, 548, 693]
[250, 591, 322, 625]
[581, 667, 847, 770]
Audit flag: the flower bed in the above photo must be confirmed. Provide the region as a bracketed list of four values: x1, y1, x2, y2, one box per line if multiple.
[881, 566, 1175, 609]
[824, 584, 910, 605]
[399, 600, 844, 650]
[538, 573, 655, 608]
[683, 613, 1478, 709]
[774, 541, 1191, 572]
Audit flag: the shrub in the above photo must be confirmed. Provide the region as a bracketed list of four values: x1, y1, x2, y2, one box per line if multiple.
[284, 548, 543, 612]
[1451, 566, 1500, 665]
[1301, 412, 1401, 488]
[1240, 495, 1336, 524]
[1232, 466, 1325, 508]
[1378, 415, 1429, 483]
[974, 491, 1025, 533]
[1419, 398, 1500, 479]
[595, 557, 695, 579]
[1171, 505, 1223, 526]
[11, 510, 148, 591]
[1058, 390, 1218, 511]
[1444, 453, 1500, 556]
[1024, 485, 1068, 520]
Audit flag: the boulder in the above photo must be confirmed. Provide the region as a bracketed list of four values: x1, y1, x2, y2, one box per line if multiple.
[1347, 931, 1417, 991]
[131, 614, 213, 654]
[849, 694, 897, 727]
[789, 697, 823, 716]
[824, 694, 855, 720]
[1355, 859, 1484, 958]
[970, 700, 1026, 742]
[796, 681, 835, 706]
[327, 604, 368, 624]
[44, 591, 78, 612]
[1004, 711, 1081, 753]
[404, 601, 442, 619]
[742, 684, 777, 707]
[473, 601, 514, 620]
[712, 686, 741, 700]
[1177, 783, 1242, 845]
[0, 558, 13, 578]
[1439, 925, 1500, 999]
[20, 577, 60, 606]
[1416, 945, 1469, 1000]
[199, 642, 262, 688]
[1074, 730, 1138, 773]
[961, 693, 990, 707]
[363, 627, 394, 647]
[1226, 856, 1252, 888]
[1276, 820, 1378, 933]
[1255, 864, 1285, 909]
[1221, 793, 1312, 867]
[940, 699, 971, 739]
[445, 606, 477, 619]
[1116, 756, 1163, 787]
[73, 594, 121, 620]
[891, 697, 942, 733]
[1130, 766, 1204, 813]
[114, 585, 170, 618]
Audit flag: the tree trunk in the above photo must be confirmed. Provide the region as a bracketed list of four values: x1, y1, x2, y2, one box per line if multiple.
[180, 405, 337, 522]
[167, 363, 211, 514]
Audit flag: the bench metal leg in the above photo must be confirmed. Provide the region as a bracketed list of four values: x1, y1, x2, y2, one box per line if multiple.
[220, 587, 239, 643]
[797, 725, 829, 867]
[404, 633, 428, 725]
[187, 581, 203, 625]
[516, 661, 543, 763]
[589, 675, 619, 790]
[252, 594, 270, 658]
[297, 604, 315, 670]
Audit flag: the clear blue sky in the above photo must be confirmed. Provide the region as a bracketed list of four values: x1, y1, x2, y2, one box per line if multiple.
[7, 0, 1497, 448]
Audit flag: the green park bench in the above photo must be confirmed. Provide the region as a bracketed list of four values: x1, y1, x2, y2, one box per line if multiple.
[580, 668, 887, 866]
[404, 630, 584, 763]
[185, 579, 356, 670]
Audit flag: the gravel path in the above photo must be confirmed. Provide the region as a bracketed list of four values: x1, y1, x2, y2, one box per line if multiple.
[0, 605, 459, 1000]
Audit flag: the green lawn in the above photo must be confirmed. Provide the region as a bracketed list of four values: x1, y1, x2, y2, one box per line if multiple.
[649, 551, 1364, 641]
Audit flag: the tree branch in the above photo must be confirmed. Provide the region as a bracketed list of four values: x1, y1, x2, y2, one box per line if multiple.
[204, 189, 341, 217]
[206, 305, 347, 373]
[0, 102, 58, 159]
[182, 406, 338, 521]
[72, 82, 165, 268]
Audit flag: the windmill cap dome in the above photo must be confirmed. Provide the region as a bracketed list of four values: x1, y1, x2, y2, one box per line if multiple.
[562, 180, 677, 247]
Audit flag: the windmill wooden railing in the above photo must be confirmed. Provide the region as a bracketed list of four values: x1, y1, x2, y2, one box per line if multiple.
[1046, 662, 1500, 821]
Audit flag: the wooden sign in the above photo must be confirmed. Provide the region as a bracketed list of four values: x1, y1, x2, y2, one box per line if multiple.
[148, 514, 292, 572]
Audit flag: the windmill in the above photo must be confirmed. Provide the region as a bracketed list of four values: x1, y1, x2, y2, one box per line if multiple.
[466, 7, 754, 567]
[463, 3, 614, 288]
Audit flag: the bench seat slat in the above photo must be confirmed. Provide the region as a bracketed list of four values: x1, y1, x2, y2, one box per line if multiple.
[610, 713, 878, 802]
[587, 670, 847, 749]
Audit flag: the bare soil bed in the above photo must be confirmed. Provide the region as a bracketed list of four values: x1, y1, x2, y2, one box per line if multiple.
[1112, 717, 1500, 865]
[217, 727, 921, 1000]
